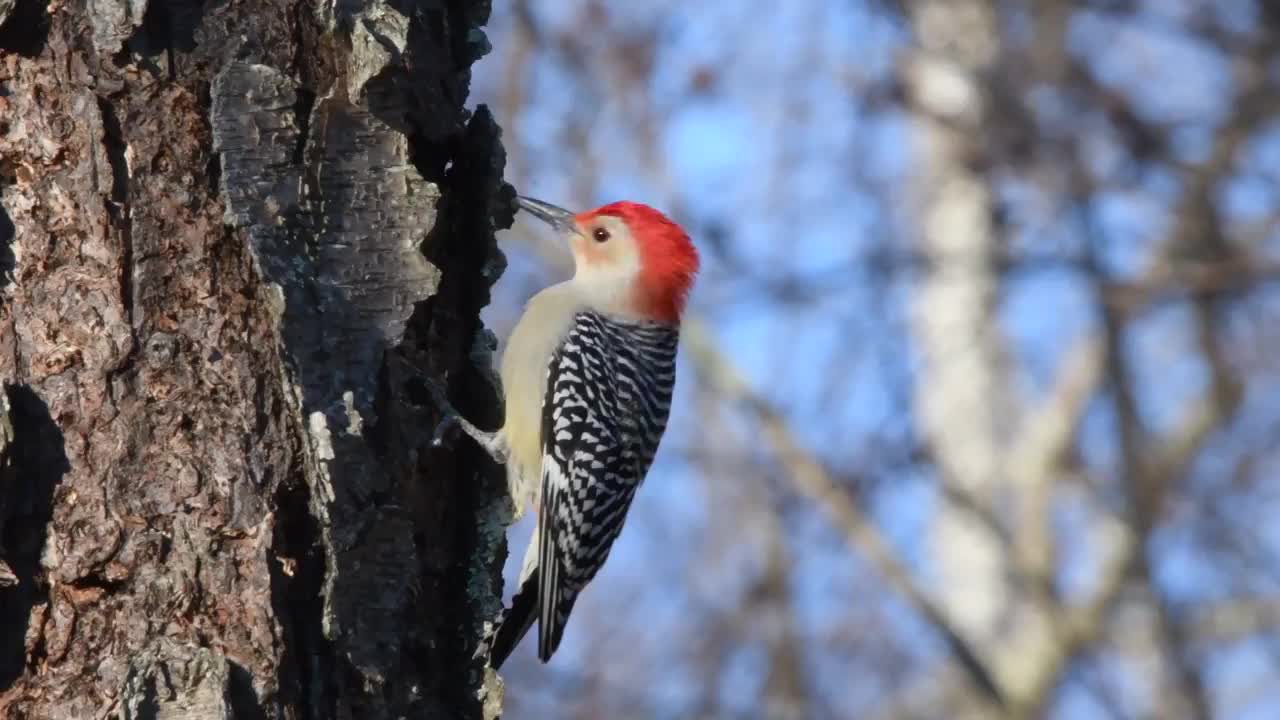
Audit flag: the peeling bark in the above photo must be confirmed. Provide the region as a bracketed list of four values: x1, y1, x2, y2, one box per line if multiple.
[0, 0, 511, 717]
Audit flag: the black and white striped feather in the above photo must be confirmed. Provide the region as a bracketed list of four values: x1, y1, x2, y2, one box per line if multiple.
[488, 311, 678, 668]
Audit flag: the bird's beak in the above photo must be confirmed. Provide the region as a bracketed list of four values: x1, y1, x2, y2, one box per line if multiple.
[517, 196, 577, 235]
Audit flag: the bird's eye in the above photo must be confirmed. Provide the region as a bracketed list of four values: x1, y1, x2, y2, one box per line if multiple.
[592, 227, 610, 243]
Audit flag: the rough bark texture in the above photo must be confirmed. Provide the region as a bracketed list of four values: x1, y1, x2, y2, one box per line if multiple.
[0, 0, 512, 717]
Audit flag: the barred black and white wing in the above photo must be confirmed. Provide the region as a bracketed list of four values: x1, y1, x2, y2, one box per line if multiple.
[487, 311, 678, 668]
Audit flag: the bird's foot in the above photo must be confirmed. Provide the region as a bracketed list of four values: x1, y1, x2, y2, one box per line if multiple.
[427, 378, 509, 465]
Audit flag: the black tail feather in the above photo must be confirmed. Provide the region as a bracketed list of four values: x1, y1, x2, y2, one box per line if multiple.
[489, 569, 539, 670]
[540, 591, 578, 662]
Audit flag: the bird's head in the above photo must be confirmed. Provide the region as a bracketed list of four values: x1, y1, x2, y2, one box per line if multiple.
[518, 196, 699, 325]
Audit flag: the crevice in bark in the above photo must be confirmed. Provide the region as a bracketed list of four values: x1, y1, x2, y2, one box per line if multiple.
[0, 122, 11, 289]
[291, 88, 316, 168]
[400, 375, 432, 409]
[0, 0, 50, 57]
[67, 571, 126, 594]
[407, 131, 453, 189]
[269, 468, 334, 720]
[227, 660, 269, 720]
[133, 676, 161, 720]
[0, 385, 69, 690]
[0, 202, 13, 291]
[97, 96, 134, 327]
[290, 0, 312, 86]
[129, 0, 207, 78]
[293, 7, 339, 103]
[204, 150, 222, 199]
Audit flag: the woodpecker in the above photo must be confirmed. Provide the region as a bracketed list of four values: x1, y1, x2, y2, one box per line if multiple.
[431, 196, 698, 667]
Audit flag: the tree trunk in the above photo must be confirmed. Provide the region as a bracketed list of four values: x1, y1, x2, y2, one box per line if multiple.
[903, 1, 1010, 714]
[903, 2, 1072, 716]
[0, 0, 511, 717]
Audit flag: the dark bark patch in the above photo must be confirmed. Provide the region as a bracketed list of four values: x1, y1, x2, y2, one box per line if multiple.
[0, 0, 50, 58]
[126, 0, 208, 79]
[418, 107, 512, 377]
[96, 96, 134, 324]
[227, 660, 269, 720]
[136, 0, 205, 55]
[96, 97, 130, 210]
[0, 385, 69, 690]
[394, 104, 511, 714]
[0, 202, 13, 291]
[291, 87, 316, 167]
[269, 472, 334, 719]
[132, 675, 161, 720]
[0, 110, 10, 290]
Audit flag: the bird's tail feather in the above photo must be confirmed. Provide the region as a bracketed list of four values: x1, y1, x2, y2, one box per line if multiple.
[488, 569, 539, 670]
[540, 591, 578, 662]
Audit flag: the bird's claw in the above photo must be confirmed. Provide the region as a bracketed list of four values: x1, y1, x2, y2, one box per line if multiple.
[424, 376, 509, 464]
[426, 377, 463, 447]
[431, 412, 460, 448]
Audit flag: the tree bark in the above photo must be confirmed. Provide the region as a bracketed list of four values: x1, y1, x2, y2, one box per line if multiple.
[0, 0, 511, 717]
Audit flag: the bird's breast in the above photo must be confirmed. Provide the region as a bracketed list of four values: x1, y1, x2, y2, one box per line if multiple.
[499, 284, 582, 513]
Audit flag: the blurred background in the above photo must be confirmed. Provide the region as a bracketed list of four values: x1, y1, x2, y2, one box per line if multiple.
[470, 2, 1280, 718]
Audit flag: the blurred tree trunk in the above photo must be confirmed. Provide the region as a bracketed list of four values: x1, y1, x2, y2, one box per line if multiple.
[903, 1, 1029, 716]
[904, 0, 1007, 653]
[902, 3, 1102, 718]
[0, 0, 511, 718]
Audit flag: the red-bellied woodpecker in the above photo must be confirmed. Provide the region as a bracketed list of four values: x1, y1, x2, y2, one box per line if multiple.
[431, 196, 699, 667]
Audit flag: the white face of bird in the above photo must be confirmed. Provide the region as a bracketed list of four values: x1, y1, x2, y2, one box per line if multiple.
[516, 195, 698, 325]
[566, 213, 644, 315]
[516, 196, 642, 317]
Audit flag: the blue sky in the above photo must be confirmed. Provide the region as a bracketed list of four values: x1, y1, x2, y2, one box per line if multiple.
[470, 2, 1280, 717]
